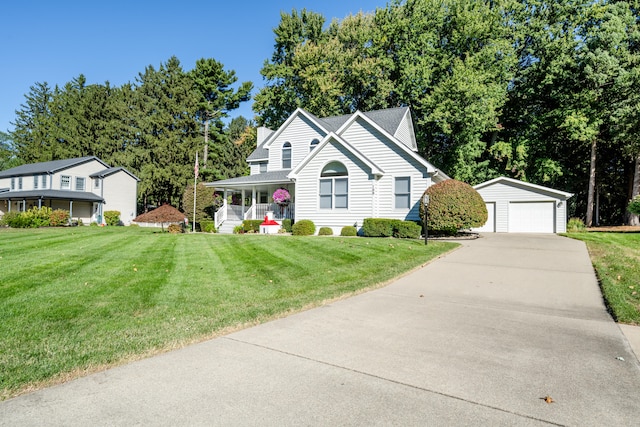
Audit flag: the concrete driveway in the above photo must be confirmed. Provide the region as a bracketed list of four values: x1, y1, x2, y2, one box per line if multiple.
[2, 233, 639, 426]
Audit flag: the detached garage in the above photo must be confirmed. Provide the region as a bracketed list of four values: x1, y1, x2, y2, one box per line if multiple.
[473, 177, 573, 233]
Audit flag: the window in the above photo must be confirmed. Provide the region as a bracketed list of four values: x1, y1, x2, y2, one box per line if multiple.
[61, 175, 70, 190]
[93, 178, 100, 189]
[310, 138, 319, 152]
[18, 177, 22, 190]
[282, 142, 292, 169]
[10, 178, 15, 190]
[259, 162, 267, 173]
[319, 162, 348, 209]
[395, 177, 411, 209]
[33, 176, 38, 190]
[42, 175, 47, 189]
[259, 192, 268, 204]
[76, 177, 85, 191]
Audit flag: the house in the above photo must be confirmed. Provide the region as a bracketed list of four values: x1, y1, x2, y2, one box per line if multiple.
[0, 156, 139, 225]
[472, 177, 573, 233]
[207, 107, 449, 234]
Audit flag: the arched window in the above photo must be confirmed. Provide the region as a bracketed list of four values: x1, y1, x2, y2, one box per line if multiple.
[282, 142, 292, 169]
[319, 162, 348, 209]
[310, 138, 320, 152]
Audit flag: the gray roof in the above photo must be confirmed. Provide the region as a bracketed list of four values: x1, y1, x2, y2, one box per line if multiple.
[0, 189, 104, 202]
[247, 141, 269, 161]
[246, 106, 410, 160]
[90, 167, 140, 181]
[207, 170, 293, 189]
[0, 156, 108, 178]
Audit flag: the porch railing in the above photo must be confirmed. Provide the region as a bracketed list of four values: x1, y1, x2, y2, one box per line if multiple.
[255, 203, 295, 221]
[214, 201, 227, 228]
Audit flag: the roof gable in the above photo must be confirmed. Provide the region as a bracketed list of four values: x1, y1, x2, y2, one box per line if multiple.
[263, 108, 330, 149]
[289, 132, 384, 179]
[90, 167, 140, 181]
[474, 177, 573, 199]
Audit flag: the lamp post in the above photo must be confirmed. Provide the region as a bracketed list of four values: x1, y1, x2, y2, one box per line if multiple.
[423, 194, 430, 245]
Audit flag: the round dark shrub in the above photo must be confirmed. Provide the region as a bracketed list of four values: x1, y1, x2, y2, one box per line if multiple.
[420, 179, 487, 235]
[292, 219, 315, 236]
[318, 227, 333, 236]
[340, 226, 357, 236]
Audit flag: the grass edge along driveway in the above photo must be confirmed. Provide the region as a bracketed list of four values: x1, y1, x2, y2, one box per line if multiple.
[0, 227, 458, 400]
[567, 232, 640, 325]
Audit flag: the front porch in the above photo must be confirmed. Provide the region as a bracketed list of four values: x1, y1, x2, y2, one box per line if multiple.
[215, 201, 295, 230]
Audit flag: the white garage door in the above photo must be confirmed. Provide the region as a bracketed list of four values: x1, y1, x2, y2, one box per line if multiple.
[473, 202, 495, 232]
[508, 202, 555, 233]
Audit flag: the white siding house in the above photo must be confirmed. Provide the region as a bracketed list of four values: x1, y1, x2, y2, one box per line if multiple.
[207, 107, 448, 234]
[0, 156, 139, 225]
[473, 177, 573, 233]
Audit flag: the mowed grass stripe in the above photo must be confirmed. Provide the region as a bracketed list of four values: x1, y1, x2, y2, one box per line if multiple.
[0, 228, 457, 399]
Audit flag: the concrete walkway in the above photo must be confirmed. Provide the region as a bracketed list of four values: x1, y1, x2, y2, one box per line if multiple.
[2, 234, 640, 426]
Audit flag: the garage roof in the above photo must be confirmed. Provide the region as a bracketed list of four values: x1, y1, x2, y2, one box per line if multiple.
[474, 177, 573, 200]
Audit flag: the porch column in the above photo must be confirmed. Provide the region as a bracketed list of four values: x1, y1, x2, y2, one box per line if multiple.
[251, 187, 257, 219]
[241, 189, 246, 218]
[38, 198, 42, 209]
[69, 201, 73, 220]
[22, 199, 26, 212]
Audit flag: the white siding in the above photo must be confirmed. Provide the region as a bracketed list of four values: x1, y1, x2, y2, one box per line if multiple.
[476, 181, 568, 233]
[339, 118, 430, 221]
[393, 113, 417, 150]
[102, 171, 138, 225]
[294, 140, 375, 231]
[51, 159, 106, 194]
[268, 115, 326, 171]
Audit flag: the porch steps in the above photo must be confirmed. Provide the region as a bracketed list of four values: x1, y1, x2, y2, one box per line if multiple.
[217, 220, 242, 234]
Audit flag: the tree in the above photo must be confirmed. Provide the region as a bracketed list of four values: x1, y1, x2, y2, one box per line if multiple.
[11, 82, 58, 162]
[0, 131, 20, 170]
[190, 58, 252, 170]
[182, 183, 221, 222]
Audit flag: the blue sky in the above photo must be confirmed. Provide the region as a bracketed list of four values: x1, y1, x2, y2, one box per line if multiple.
[1, 0, 384, 134]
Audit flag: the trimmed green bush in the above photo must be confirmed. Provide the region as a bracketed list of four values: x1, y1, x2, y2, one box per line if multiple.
[629, 195, 640, 216]
[104, 210, 121, 226]
[200, 220, 216, 233]
[318, 227, 333, 236]
[363, 218, 396, 237]
[567, 217, 586, 232]
[282, 218, 293, 233]
[292, 219, 315, 236]
[394, 221, 422, 238]
[242, 219, 262, 233]
[233, 225, 244, 234]
[420, 180, 487, 235]
[340, 226, 358, 236]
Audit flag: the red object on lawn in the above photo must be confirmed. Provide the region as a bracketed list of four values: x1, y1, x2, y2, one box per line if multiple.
[261, 215, 279, 226]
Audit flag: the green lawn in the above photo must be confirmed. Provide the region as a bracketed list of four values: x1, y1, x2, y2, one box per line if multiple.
[568, 232, 640, 325]
[0, 227, 457, 399]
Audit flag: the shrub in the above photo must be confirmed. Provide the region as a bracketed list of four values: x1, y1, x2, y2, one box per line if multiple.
[420, 179, 487, 235]
[1, 212, 24, 228]
[49, 209, 69, 226]
[242, 219, 263, 233]
[567, 217, 586, 232]
[340, 226, 358, 236]
[318, 227, 333, 236]
[394, 221, 422, 238]
[292, 219, 315, 236]
[363, 218, 396, 237]
[233, 225, 244, 234]
[104, 210, 121, 226]
[629, 195, 640, 216]
[22, 206, 51, 228]
[282, 218, 293, 233]
[200, 220, 216, 233]
[167, 224, 183, 234]
[90, 222, 99, 227]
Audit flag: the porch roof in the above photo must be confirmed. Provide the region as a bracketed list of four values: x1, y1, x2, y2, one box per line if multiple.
[0, 189, 104, 202]
[206, 170, 293, 190]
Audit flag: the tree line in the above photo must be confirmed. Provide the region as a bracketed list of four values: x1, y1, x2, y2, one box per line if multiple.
[5, 0, 640, 225]
[8, 57, 253, 210]
[254, 0, 640, 226]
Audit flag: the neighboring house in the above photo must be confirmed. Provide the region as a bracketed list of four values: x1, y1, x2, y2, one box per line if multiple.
[473, 177, 573, 233]
[0, 156, 139, 225]
[207, 107, 449, 234]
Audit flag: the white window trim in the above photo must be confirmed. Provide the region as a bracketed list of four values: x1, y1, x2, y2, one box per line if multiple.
[61, 175, 71, 190]
[282, 142, 292, 169]
[76, 177, 86, 192]
[394, 176, 411, 210]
